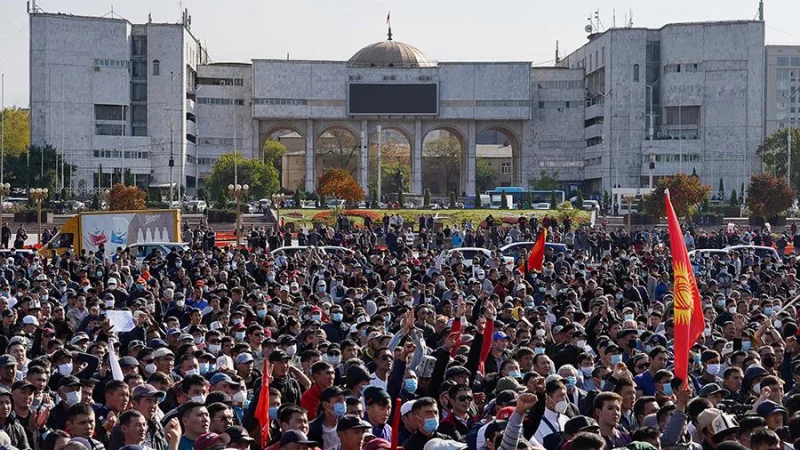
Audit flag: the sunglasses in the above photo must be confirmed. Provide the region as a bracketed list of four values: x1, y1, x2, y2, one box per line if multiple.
[457, 396, 473, 402]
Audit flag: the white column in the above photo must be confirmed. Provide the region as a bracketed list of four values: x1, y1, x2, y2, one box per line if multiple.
[360, 120, 369, 197]
[413, 120, 422, 194]
[305, 120, 315, 193]
[466, 121, 476, 195]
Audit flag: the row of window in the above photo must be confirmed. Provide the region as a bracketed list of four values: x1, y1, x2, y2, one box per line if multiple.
[95, 105, 128, 122]
[95, 124, 126, 136]
[93, 150, 150, 159]
[585, 156, 603, 167]
[93, 59, 129, 69]
[538, 101, 581, 109]
[253, 98, 307, 106]
[537, 81, 584, 90]
[199, 137, 235, 146]
[538, 160, 584, 168]
[475, 100, 530, 107]
[664, 63, 701, 74]
[197, 98, 244, 105]
[649, 154, 700, 163]
[198, 157, 218, 165]
[500, 162, 511, 174]
[198, 78, 244, 86]
[777, 57, 800, 67]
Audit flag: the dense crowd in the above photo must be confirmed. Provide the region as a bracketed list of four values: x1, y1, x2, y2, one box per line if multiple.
[0, 213, 796, 450]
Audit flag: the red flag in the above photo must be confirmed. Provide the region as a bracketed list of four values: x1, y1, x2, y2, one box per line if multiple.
[390, 397, 401, 450]
[518, 228, 547, 272]
[665, 189, 704, 387]
[254, 360, 271, 447]
[386, 12, 391, 24]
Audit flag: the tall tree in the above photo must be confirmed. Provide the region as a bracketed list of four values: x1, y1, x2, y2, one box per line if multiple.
[107, 183, 147, 210]
[758, 127, 800, 192]
[423, 135, 461, 194]
[529, 171, 560, 190]
[475, 157, 497, 193]
[2, 144, 75, 191]
[316, 130, 359, 176]
[643, 173, 711, 219]
[0, 108, 30, 157]
[746, 173, 795, 219]
[263, 138, 286, 185]
[317, 169, 364, 203]
[205, 153, 279, 204]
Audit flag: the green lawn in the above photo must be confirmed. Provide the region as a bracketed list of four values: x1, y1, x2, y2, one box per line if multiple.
[278, 208, 592, 227]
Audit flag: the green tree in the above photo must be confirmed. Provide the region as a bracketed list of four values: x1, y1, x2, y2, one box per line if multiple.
[398, 191, 405, 207]
[0, 108, 30, 157]
[124, 168, 134, 186]
[206, 153, 279, 203]
[475, 157, 498, 193]
[747, 173, 795, 219]
[550, 190, 557, 207]
[643, 172, 711, 219]
[293, 190, 304, 207]
[474, 186, 482, 208]
[603, 190, 611, 210]
[575, 190, 585, 208]
[730, 189, 738, 207]
[718, 177, 725, 201]
[423, 188, 431, 207]
[423, 135, 461, 194]
[449, 191, 456, 208]
[501, 191, 509, 209]
[2, 144, 75, 191]
[758, 127, 800, 192]
[525, 191, 533, 209]
[263, 138, 287, 185]
[529, 171, 560, 190]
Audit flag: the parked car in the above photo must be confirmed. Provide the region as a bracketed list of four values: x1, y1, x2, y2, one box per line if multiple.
[270, 246, 326, 258]
[500, 242, 569, 269]
[533, 203, 551, 210]
[128, 242, 190, 263]
[445, 247, 496, 268]
[326, 199, 346, 209]
[723, 245, 781, 262]
[185, 200, 208, 213]
[582, 200, 601, 211]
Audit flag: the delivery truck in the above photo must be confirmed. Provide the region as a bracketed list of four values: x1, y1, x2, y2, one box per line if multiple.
[39, 209, 181, 257]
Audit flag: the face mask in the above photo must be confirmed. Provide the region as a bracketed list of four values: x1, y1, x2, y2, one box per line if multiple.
[536, 329, 546, 337]
[325, 354, 341, 366]
[742, 340, 752, 351]
[662, 384, 673, 396]
[508, 371, 522, 379]
[706, 364, 721, 376]
[58, 363, 73, 376]
[184, 368, 200, 377]
[554, 399, 569, 414]
[624, 314, 634, 321]
[232, 318, 244, 325]
[190, 394, 206, 404]
[774, 319, 783, 329]
[753, 382, 761, 394]
[539, 287, 546, 293]
[610, 354, 622, 365]
[580, 366, 593, 377]
[64, 391, 81, 407]
[535, 347, 545, 355]
[208, 344, 221, 354]
[30, 397, 42, 410]
[194, 336, 205, 345]
[565, 376, 577, 388]
[235, 332, 246, 341]
[285, 344, 297, 357]
[199, 363, 210, 375]
[615, 293, 623, 300]
[404, 378, 418, 393]
[765, 307, 773, 316]
[311, 314, 322, 322]
[717, 299, 726, 308]
[175, 300, 185, 308]
[423, 417, 439, 434]
[233, 391, 247, 404]
[333, 401, 346, 417]
[41, 294, 49, 302]
[332, 313, 343, 322]
[144, 363, 157, 375]
[576, 340, 586, 349]
[269, 406, 279, 420]
[135, 284, 144, 290]
[105, 299, 114, 308]
[257, 310, 267, 319]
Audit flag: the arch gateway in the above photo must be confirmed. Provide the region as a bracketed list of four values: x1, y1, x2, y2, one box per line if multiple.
[245, 32, 589, 197]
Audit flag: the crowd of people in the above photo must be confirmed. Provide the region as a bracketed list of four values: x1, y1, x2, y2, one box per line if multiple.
[0, 212, 794, 450]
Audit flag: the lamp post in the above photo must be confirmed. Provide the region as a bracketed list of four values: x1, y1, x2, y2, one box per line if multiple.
[227, 183, 249, 247]
[785, 86, 800, 189]
[272, 193, 285, 229]
[0, 183, 9, 224]
[623, 193, 635, 230]
[29, 187, 48, 244]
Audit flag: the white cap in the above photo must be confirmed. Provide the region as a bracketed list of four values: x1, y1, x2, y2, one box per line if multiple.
[22, 316, 39, 326]
[153, 348, 174, 359]
[107, 278, 117, 285]
[163, 288, 174, 299]
[423, 439, 467, 450]
[217, 355, 234, 371]
[400, 400, 416, 416]
[711, 413, 739, 438]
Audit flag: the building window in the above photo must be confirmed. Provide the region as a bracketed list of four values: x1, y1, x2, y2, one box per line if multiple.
[633, 64, 640, 82]
[152, 60, 160, 76]
[778, 57, 790, 66]
[131, 83, 147, 102]
[601, 47, 605, 65]
[95, 124, 126, 136]
[95, 105, 126, 121]
[501, 163, 511, 174]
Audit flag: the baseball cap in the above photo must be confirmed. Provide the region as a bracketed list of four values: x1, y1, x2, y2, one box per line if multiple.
[564, 416, 599, 434]
[400, 400, 416, 416]
[699, 383, 730, 398]
[222, 426, 255, 444]
[269, 350, 291, 362]
[696, 408, 722, 432]
[756, 400, 787, 419]
[280, 430, 317, 447]
[132, 384, 166, 400]
[210, 373, 241, 388]
[423, 439, 466, 450]
[0, 355, 16, 367]
[194, 432, 222, 450]
[363, 386, 391, 405]
[711, 413, 740, 443]
[364, 439, 392, 450]
[494, 377, 526, 394]
[153, 348, 174, 359]
[493, 331, 510, 341]
[495, 389, 519, 406]
[118, 356, 139, 368]
[11, 380, 37, 392]
[337, 415, 372, 432]
[235, 353, 254, 365]
[22, 316, 38, 326]
[58, 376, 81, 388]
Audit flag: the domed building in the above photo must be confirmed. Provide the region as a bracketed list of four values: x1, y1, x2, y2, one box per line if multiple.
[347, 35, 435, 68]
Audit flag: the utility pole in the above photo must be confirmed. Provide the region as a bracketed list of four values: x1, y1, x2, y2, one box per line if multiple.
[1, 73, 4, 186]
[169, 72, 175, 203]
[785, 87, 799, 189]
[377, 125, 382, 202]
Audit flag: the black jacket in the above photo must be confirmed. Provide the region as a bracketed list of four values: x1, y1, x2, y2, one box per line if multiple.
[0, 415, 30, 450]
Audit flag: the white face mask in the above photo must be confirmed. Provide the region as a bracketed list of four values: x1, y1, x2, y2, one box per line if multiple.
[285, 344, 297, 357]
[753, 382, 761, 394]
[208, 344, 221, 355]
[58, 363, 73, 376]
[190, 394, 206, 404]
[576, 340, 587, 349]
[144, 363, 157, 375]
[64, 390, 81, 406]
[536, 329, 546, 338]
[554, 399, 569, 414]
[185, 368, 200, 377]
[233, 391, 247, 404]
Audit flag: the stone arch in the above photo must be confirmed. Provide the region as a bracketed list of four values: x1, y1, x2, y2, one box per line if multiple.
[421, 124, 469, 196]
[313, 123, 362, 182]
[259, 122, 307, 192]
[367, 123, 414, 201]
[476, 124, 523, 187]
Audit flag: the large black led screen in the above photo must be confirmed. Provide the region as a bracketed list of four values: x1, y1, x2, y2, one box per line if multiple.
[348, 84, 438, 115]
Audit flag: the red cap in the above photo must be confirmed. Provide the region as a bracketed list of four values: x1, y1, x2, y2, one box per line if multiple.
[497, 406, 515, 421]
[194, 433, 221, 450]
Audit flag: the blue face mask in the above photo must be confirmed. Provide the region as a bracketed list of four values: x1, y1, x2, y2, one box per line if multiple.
[404, 379, 418, 393]
[765, 307, 773, 316]
[423, 417, 439, 434]
[694, 354, 701, 364]
[199, 362, 210, 375]
[565, 376, 577, 388]
[610, 354, 622, 365]
[508, 371, 522, 379]
[662, 384, 673, 396]
[257, 310, 267, 319]
[333, 402, 346, 417]
[269, 406, 279, 420]
[717, 299, 726, 308]
[742, 340, 752, 351]
[534, 347, 545, 355]
[332, 313, 343, 322]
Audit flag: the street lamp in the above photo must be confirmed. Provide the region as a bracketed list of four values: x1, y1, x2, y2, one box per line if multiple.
[227, 183, 249, 247]
[29, 187, 48, 244]
[272, 193, 285, 229]
[623, 193, 636, 230]
[784, 86, 800, 188]
[0, 183, 10, 223]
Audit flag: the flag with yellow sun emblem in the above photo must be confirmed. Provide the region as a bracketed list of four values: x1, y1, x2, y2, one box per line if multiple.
[665, 189, 705, 387]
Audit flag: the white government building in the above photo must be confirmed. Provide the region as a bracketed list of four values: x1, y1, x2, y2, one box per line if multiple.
[28, 6, 789, 200]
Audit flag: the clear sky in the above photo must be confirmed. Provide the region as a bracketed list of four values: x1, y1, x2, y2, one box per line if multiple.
[1, 0, 799, 107]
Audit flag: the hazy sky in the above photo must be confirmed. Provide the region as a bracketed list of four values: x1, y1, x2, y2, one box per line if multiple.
[2, 0, 799, 107]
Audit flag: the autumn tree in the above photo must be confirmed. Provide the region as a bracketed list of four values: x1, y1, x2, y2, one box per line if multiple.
[643, 173, 711, 219]
[206, 153, 279, 204]
[758, 128, 800, 192]
[0, 108, 30, 157]
[107, 183, 147, 210]
[746, 173, 795, 219]
[317, 168, 364, 204]
[369, 138, 410, 195]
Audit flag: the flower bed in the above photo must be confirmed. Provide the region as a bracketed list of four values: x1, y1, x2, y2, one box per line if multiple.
[311, 209, 382, 223]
